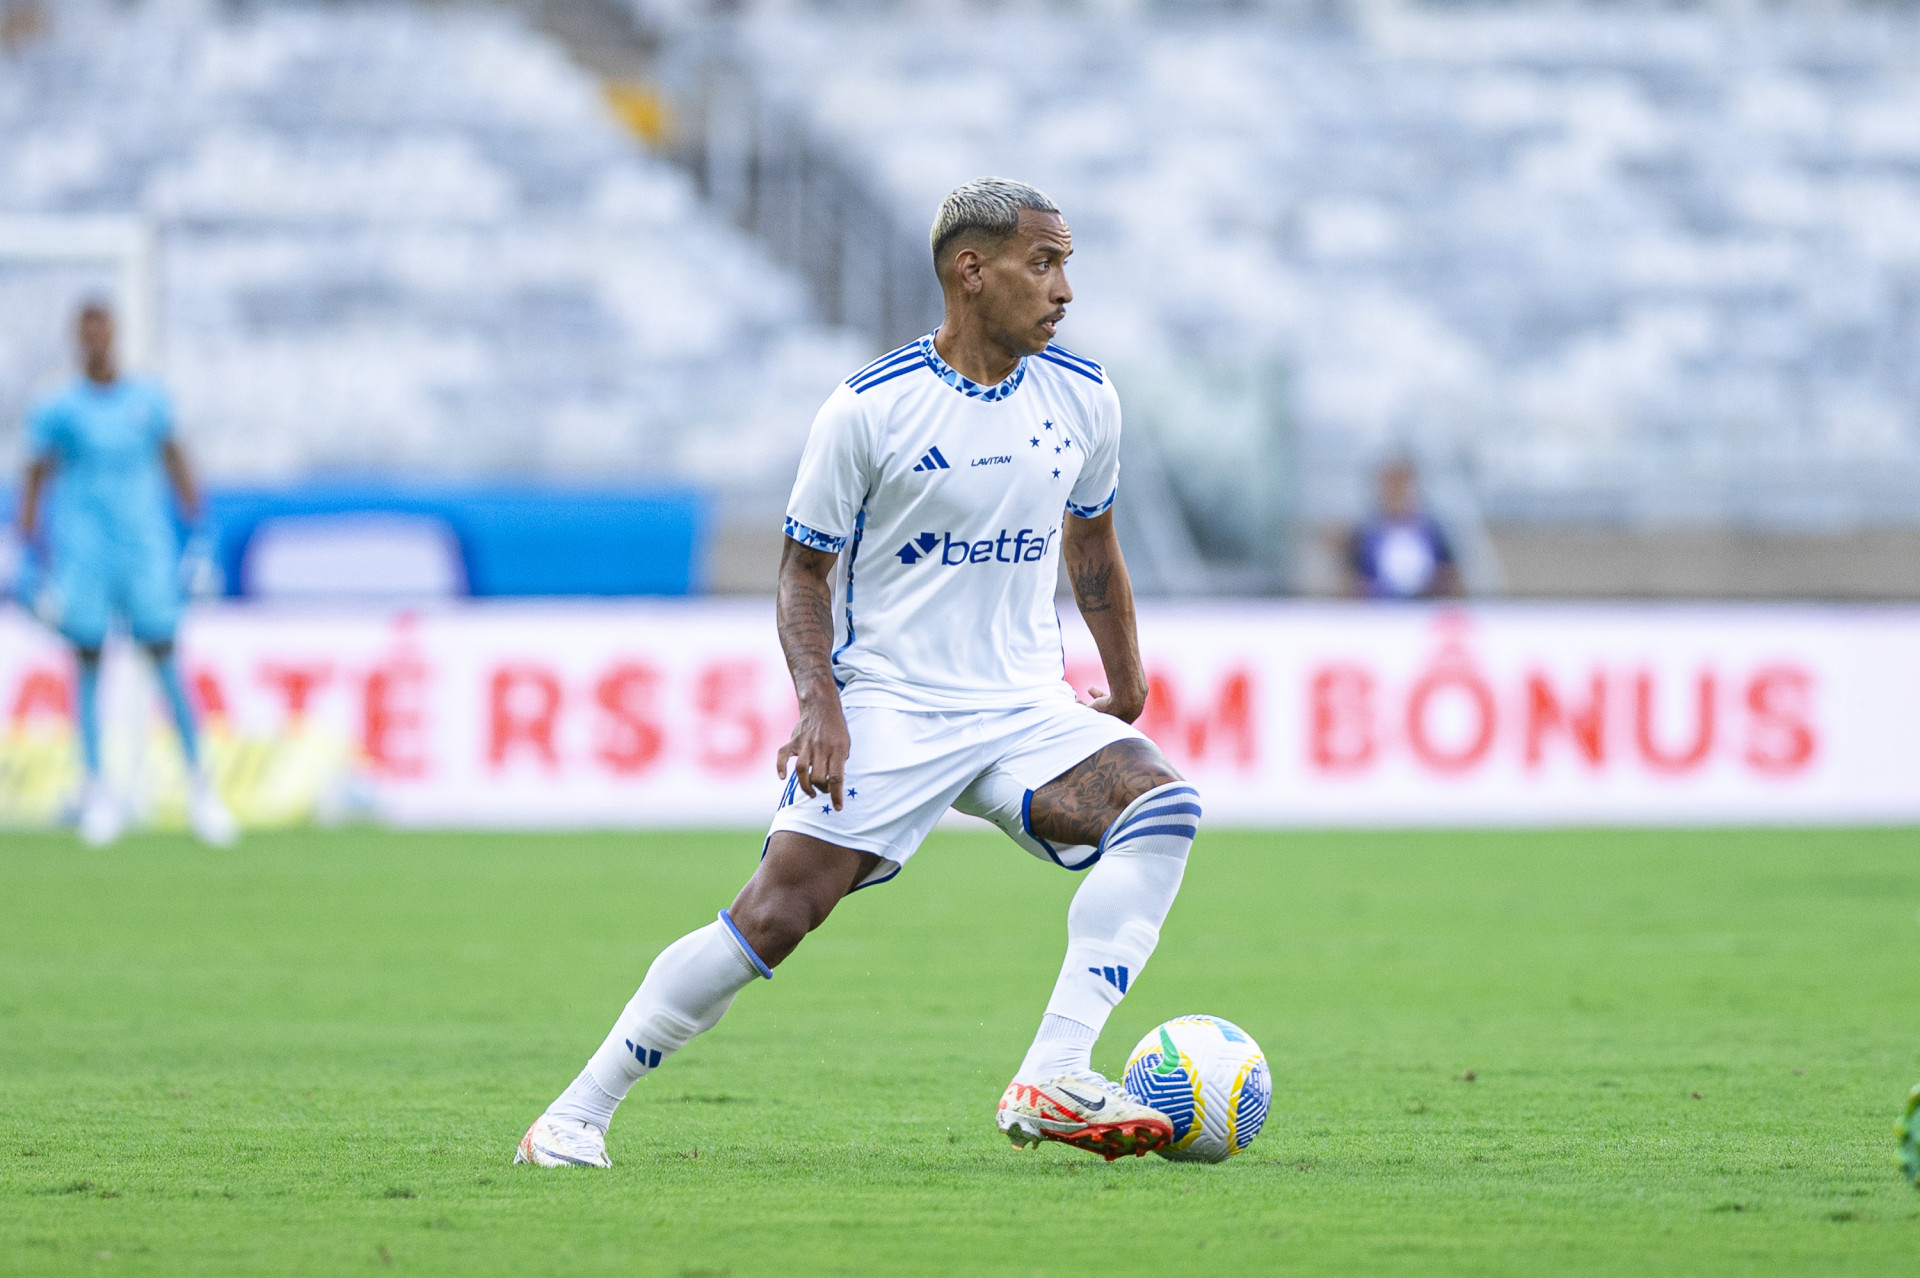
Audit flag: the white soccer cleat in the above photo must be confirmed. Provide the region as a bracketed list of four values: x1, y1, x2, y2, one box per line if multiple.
[188, 776, 239, 848]
[78, 781, 122, 848]
[514, 1115, 611, 1168]
[996, 1070, 1173, 1162]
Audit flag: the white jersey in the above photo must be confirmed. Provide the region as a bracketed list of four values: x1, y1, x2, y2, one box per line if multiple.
[783, 332, 1122, 712]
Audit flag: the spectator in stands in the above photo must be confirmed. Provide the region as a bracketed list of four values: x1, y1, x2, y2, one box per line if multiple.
[1346, 460, 1461, 600]
[16, 301, 236, 847]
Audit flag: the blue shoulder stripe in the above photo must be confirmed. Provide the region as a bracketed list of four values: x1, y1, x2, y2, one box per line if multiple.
[852, 357, 928, 394]
[848, 347, 925, 391]
[848, 342, 920, 384]
[1036, 349, 1104, 384]
[1044, 342, 1103, 375]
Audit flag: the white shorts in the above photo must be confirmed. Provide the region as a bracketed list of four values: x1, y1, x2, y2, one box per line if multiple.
[767, 698, 1145, 889]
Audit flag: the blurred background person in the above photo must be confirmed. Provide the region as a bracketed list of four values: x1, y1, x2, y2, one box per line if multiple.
[16, 301, 236, 847]
[1345, 460, 1461, 601]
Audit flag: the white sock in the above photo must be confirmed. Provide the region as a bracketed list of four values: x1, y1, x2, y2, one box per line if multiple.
[1014, 782, 1199, 1084]
[545, 910, 772, 1129]
[545, 1067, 623, 1131]
[1015, 1013, 1099, 1083]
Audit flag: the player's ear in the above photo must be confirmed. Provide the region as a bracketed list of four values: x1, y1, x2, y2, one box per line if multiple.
[950, 245, 987, 295]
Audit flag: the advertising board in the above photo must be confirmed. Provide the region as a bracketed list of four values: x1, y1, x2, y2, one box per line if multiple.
[2, 601, 1913, 828]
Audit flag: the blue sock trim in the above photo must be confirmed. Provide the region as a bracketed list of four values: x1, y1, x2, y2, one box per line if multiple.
[1097, 783, 1202, 859]
[1108, 822, 1200, 847]
[152, 653, 200, 767]
[718, 909, 774, 980]
[75, 660, 102, 776]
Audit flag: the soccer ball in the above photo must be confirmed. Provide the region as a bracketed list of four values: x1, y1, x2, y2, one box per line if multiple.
[1123, 1014, 1270, 1163]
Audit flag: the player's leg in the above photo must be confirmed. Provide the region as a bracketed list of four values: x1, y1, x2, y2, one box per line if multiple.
[129, 637, 234, 846]
[1018, 738, 1194, 1085]
[141, 640, 199, 768]
[139, 638, 236, 847]
[73, 647, 104, 780]
[129, 556, 235, 846]
[70, 644, 120, 846]
[521, 706, 975, 1167]
[53, 557, 117, 845]
[521, 834, 881, 1168]
[957, 719, 1199, 1158]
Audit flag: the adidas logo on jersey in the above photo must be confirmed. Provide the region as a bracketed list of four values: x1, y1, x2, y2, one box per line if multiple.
[895, 527, 1058, 566]
[911, 447, 951, 472]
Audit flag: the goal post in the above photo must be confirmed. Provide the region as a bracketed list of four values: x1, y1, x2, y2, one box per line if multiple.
[0, 214, 159, 372]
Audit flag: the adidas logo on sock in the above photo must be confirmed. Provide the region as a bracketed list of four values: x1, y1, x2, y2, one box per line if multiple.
[911, 446, 951, 472]
[624, 1039, 663, 1069]
[1088, 965, 1129, 993]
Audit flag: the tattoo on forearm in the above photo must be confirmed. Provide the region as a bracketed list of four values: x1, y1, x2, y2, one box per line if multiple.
[777, 543, 839, 693]
[1027, 740, 1181, 847]
[1071, 556, 1114, 614]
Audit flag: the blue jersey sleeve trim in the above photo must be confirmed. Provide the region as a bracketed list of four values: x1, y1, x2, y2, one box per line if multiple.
[1066, 488, 1117, 519]
[783, 517, 847, 554]
[719, 909, 775, 979]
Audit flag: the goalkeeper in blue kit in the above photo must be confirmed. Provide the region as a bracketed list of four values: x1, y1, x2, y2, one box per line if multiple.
[16, 302, 235, 846]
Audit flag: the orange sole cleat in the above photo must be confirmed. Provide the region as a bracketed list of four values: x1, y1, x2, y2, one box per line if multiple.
[1046, 1116, 1174, 1162]
[997, 1077, 1174, 1160]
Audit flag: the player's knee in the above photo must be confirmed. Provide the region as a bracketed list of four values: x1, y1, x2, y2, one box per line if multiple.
[1114, 767, 1187, 815]
[728, 892, 817, 967]
[1104, 779, 1202, 862]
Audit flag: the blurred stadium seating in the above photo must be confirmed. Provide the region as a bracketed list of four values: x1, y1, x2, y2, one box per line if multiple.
[0, 0, 861, 547]
[7, 0, 1920, 597]
[657, 0, 1920, 593]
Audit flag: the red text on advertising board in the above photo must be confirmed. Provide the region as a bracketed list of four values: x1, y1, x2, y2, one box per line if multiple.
[1308, 661, 1817, 777]
[1066, 660, 1259, 770]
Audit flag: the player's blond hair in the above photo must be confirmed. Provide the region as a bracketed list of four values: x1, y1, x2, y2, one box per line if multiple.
[929, 177, 1059, 265]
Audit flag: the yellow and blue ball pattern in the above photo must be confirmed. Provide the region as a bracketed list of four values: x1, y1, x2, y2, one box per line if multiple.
[1124, 1014, 1270, 1163]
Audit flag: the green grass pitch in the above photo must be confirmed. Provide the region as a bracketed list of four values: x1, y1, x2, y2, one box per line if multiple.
[2, 825, 1918, 1275]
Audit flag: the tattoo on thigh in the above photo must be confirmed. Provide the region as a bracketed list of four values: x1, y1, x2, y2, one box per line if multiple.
[1027, 739, 1181, 849]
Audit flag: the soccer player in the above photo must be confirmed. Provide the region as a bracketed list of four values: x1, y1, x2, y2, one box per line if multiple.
[16, 301, 237, 848]
[518, 178, 1199, 1167]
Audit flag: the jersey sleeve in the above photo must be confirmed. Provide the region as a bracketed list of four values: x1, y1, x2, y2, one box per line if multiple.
[783, 386, 873, 554]
[1066, 377, 1121, 519]
[146, 381, 176, 444]
[25, 395, 69, 461]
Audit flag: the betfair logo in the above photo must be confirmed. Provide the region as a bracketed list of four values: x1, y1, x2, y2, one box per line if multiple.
[895, 527, 1058, 566]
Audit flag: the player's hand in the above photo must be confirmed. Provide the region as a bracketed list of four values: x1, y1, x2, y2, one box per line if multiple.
[1085, 683, 1147, 724]
[777, 698, 851, 810]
